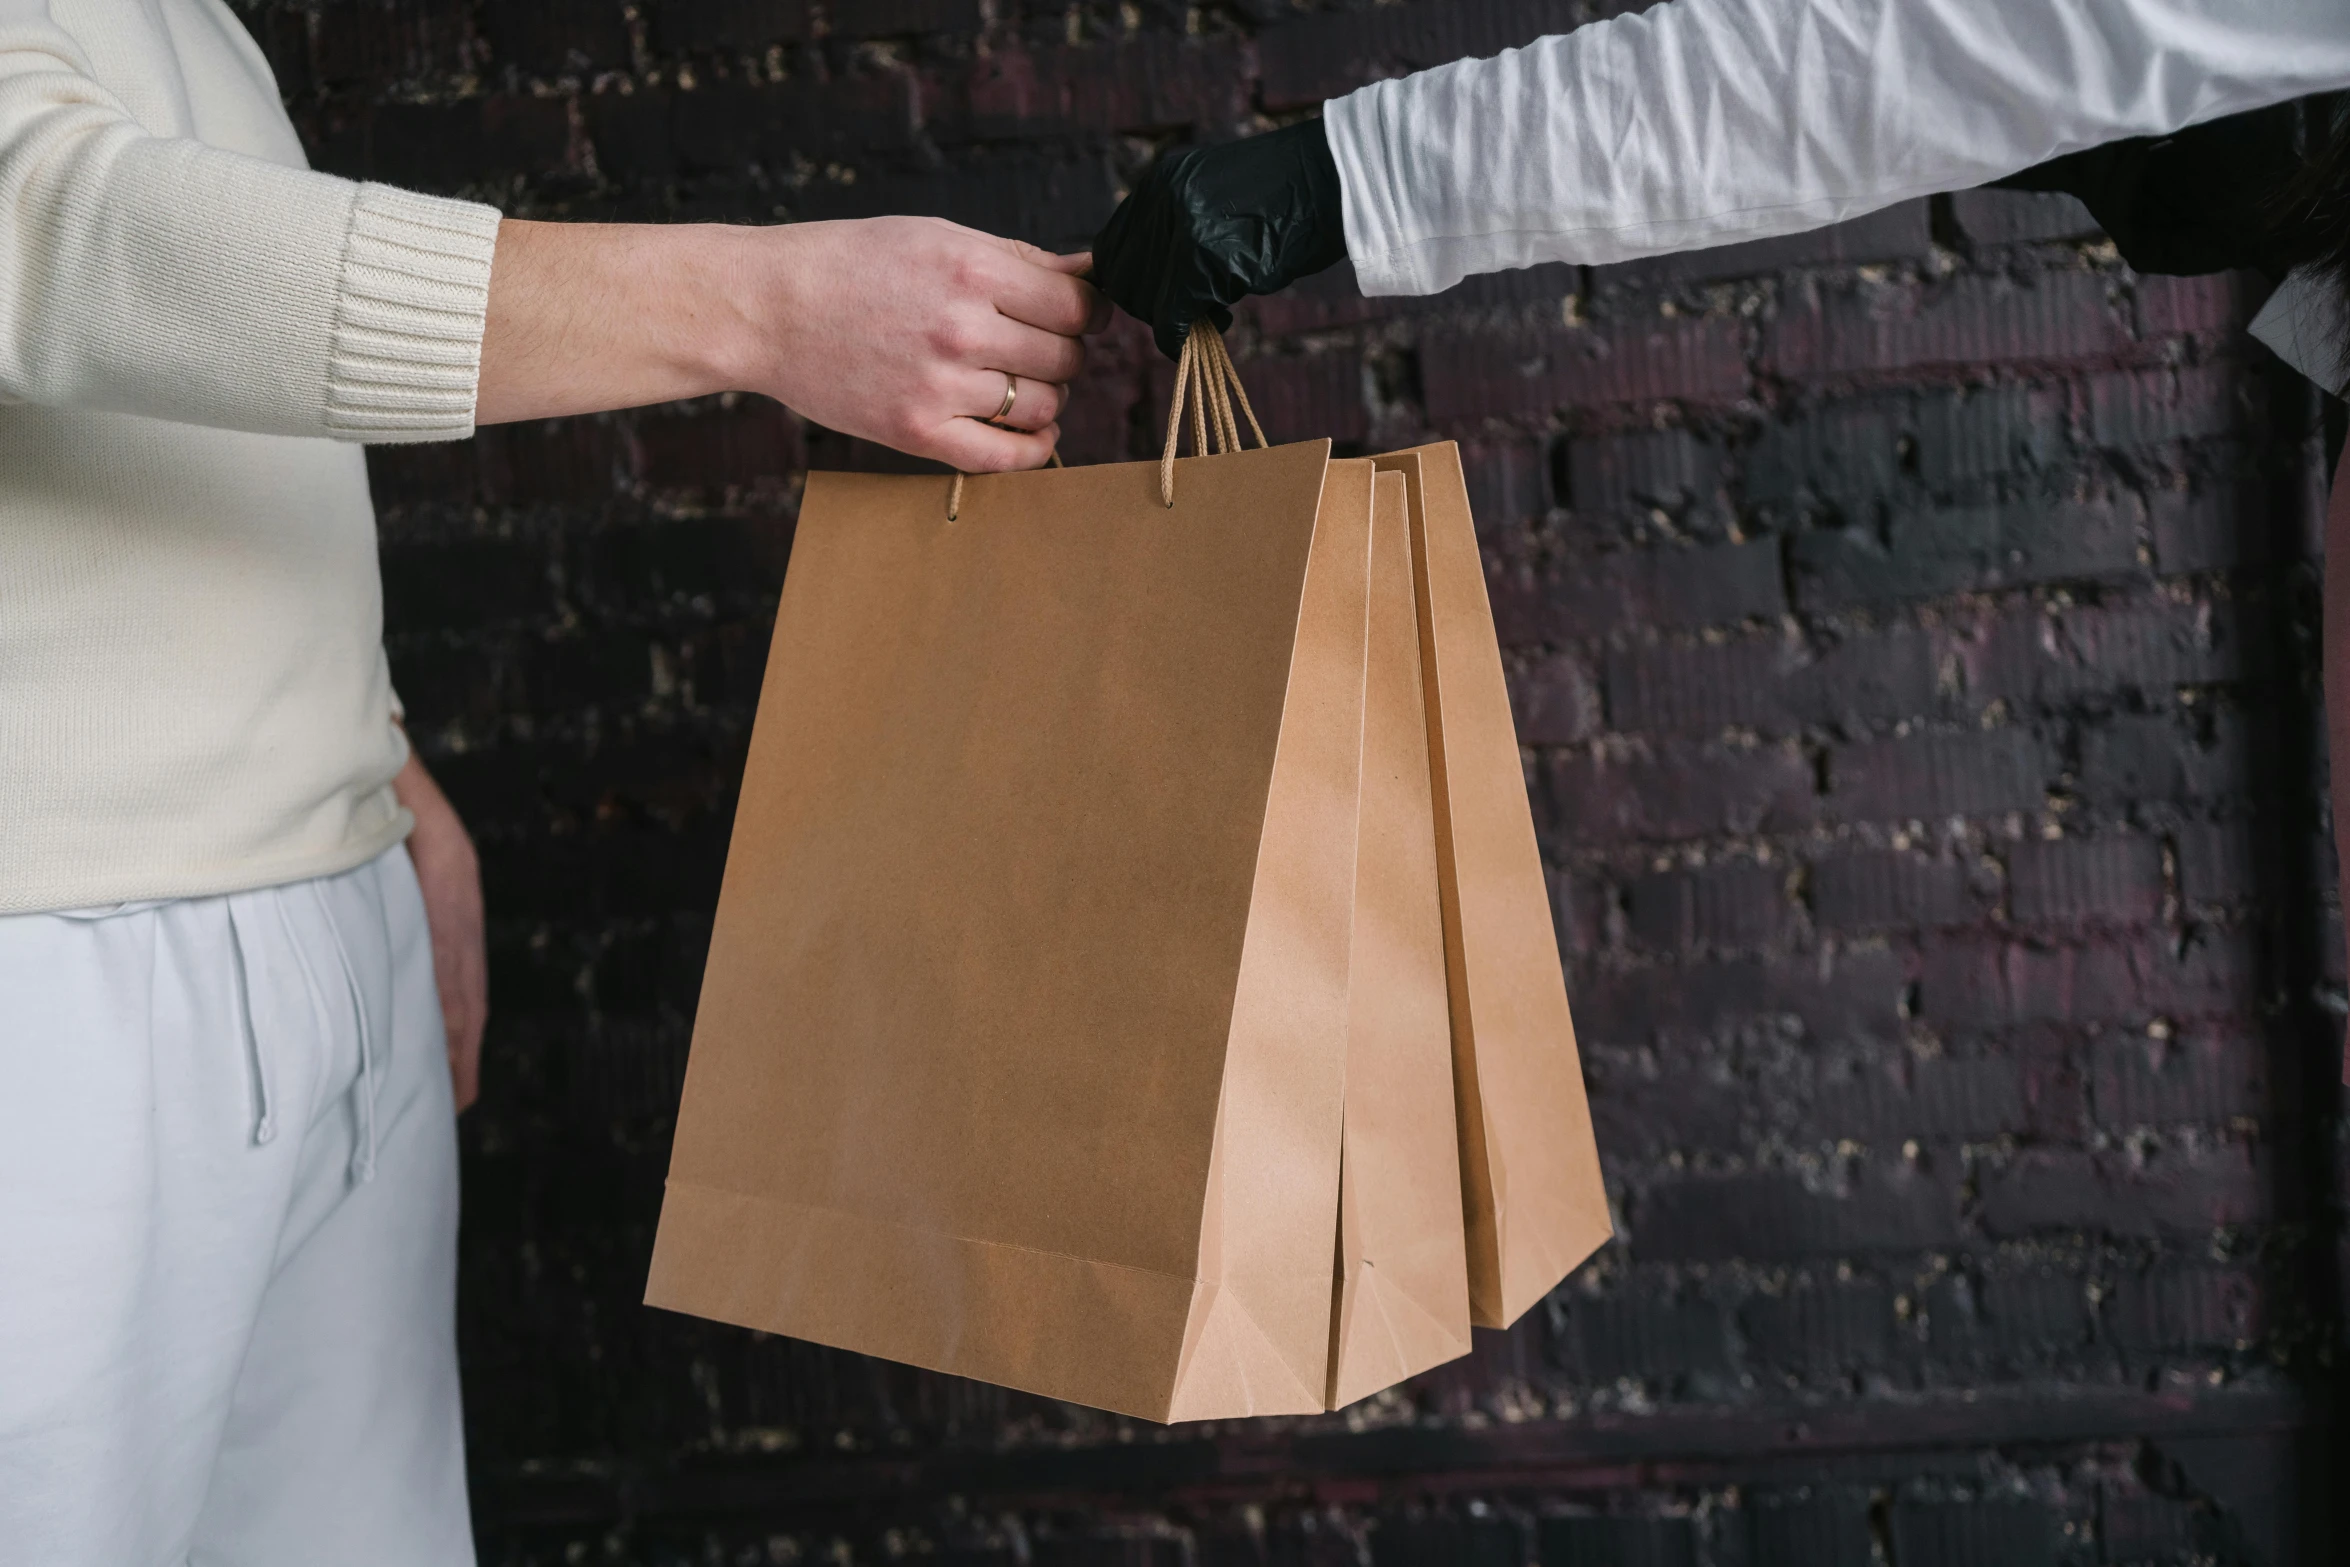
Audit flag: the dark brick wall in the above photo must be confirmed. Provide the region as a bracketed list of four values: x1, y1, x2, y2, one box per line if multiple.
[237, 2, 2350, 1561]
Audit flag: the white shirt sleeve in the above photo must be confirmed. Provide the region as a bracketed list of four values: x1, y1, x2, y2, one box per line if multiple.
[1323, 0, 2350, 297]
[0, 2, 501, 441]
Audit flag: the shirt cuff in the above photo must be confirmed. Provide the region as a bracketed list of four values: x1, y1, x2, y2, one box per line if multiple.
[325, 184, 502, 444]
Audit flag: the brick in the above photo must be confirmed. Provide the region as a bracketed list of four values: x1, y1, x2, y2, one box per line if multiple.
[1916, 932, 2258, 1029]
[480, 0, 630, 75]
[2105, 1266, 2262, 1351]
[479, 417, 636, 507]
[1571, 946, 1906, 1043]
[1927, 1268, 2091, 1358]
[1231, 352, 1367, 445]
[1739, 401, 1902, 521]
[1977, 1144, 2265, 1239]
[644, 0, 816, 53]
[1423, 316, 1748, 422]
[241, 7, 314, 97]
[313, 95, 573, 188]
[1371, 1513, 1525, 1567]
[827, 0, 982, 38]
[2006, 835, 2164, 927]
[581, 518, 790, 605]
[312, 0, 474, 85]
[1563, 428, 1724, 521]
[794, 151, 1116, 251]
[1826, 728, 2049, 822]
[1236, 261, 1402, 339]
[1633, 1165, 1959, 1263]
[2147, 478, 2284, 575]
[1460, 438, 1553, 535]
[635, 397, 804, 499]
[1625, 862, 1789, 953]
[1790, 495, 2144, 610]
[381, 539, 551, 631]
[2085, 363, 2258, 450]
[1535, 1514, 1698, 1567]
[2173, 820, 2268, 906]
[1744, 1492, 1872, 1567]
[1545, 739, 1814, 844]
[1887, 1501, 2058, 1567]
[1952, 599, 2251, 706]
[1258, 0, 1587, 109]
[2100, 1487, 2198, 1562]
[2089, 1029, 2267, 1128]
[933, 37, 1250, 142]
[1509, 653, 1603, 744]
[1912, 382, 2066, 491]
[1613, 200, 1933, 287]
[1740, 1281, 1896, 1372]
[1816, 1057, 2026, 1142]
[1811, 851, 1975, 933]
[1549, 866, 1610, 956]
[1609, 628, 1936, 735]
[524, 631, 658, 711]
[2078, 712, 2256, 808]
[1549, 1293, 1734, 1382]
[1490, 538, 1785, 644]
[1052, 369, 1143, 468]
[1062, 37, 1250, 134]
[1767, 271, 2132, 380]
[2135, 272, 2260, 339]
[595, 75, 918, 182]
[1948, 188, 2102, 248]
[1587, 1070, 1747, 1164]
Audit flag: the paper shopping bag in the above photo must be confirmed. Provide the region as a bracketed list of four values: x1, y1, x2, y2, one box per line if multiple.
[1327, 468, 1473, 1408]
[1374, 444, 1613, 1328]
[647, 418, 1379, 1420]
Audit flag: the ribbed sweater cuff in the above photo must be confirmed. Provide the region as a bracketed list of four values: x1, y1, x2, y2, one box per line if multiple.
[325, 185, 502, 443]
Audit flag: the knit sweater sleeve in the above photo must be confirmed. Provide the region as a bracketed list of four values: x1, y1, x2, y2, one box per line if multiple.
[0, 6, 500, 442]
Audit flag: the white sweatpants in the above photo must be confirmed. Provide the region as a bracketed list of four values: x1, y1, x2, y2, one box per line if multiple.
[0, 846, 474, 1565]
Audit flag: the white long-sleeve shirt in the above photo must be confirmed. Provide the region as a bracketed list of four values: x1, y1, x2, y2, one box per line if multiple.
[1324, 1, 2350, 340]
[0, 0, 500, 915]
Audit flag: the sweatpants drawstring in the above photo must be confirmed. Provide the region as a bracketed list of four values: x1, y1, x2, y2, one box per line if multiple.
[310, 881, 381, 1186]
[226, 901, 277, 1146]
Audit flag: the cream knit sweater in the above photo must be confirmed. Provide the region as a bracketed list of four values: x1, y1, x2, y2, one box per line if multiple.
[0, 0, 500, 915]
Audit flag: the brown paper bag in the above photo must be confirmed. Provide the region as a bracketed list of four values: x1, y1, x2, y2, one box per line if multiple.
[1327, 468, 1473, 1407]
[1373, 444, 1614, 1327]
[648, 366, 1382, 1419]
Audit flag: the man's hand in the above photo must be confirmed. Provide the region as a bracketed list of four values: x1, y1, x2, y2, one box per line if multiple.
[1092, 119, 1350, 360]
[478, 216, 1107, 472]
[392, 750, 487, 1114]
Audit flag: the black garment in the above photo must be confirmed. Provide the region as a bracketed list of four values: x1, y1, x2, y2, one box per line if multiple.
[1994, 96, 2331, 279]
[1091, 119, 1349, 360]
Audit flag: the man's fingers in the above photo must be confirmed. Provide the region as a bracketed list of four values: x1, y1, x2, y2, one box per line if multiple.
[966, 312, 1088, 385]
[951, 369, 1064, 432]
[929, 417, 1062, 474]
[986, 258, 1106, 338]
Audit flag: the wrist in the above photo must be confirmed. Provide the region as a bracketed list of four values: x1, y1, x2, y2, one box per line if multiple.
[670, 222, 780, 399]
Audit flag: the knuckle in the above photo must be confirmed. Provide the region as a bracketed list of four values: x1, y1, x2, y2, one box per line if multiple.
[930, 315, 981, 363]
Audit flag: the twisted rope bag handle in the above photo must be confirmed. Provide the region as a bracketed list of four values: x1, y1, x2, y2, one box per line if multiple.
[946, 320, 1264, 519]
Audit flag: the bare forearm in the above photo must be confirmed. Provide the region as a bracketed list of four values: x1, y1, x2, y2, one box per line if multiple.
[476, 219, 747, 426]
[471, 215, 1105, 472]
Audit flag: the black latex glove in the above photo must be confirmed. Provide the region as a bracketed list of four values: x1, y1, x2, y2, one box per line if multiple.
[1092, 118, 1349, 360]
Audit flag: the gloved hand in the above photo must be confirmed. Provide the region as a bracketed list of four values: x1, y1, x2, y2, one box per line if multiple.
[1092, 118, 1349, 360]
